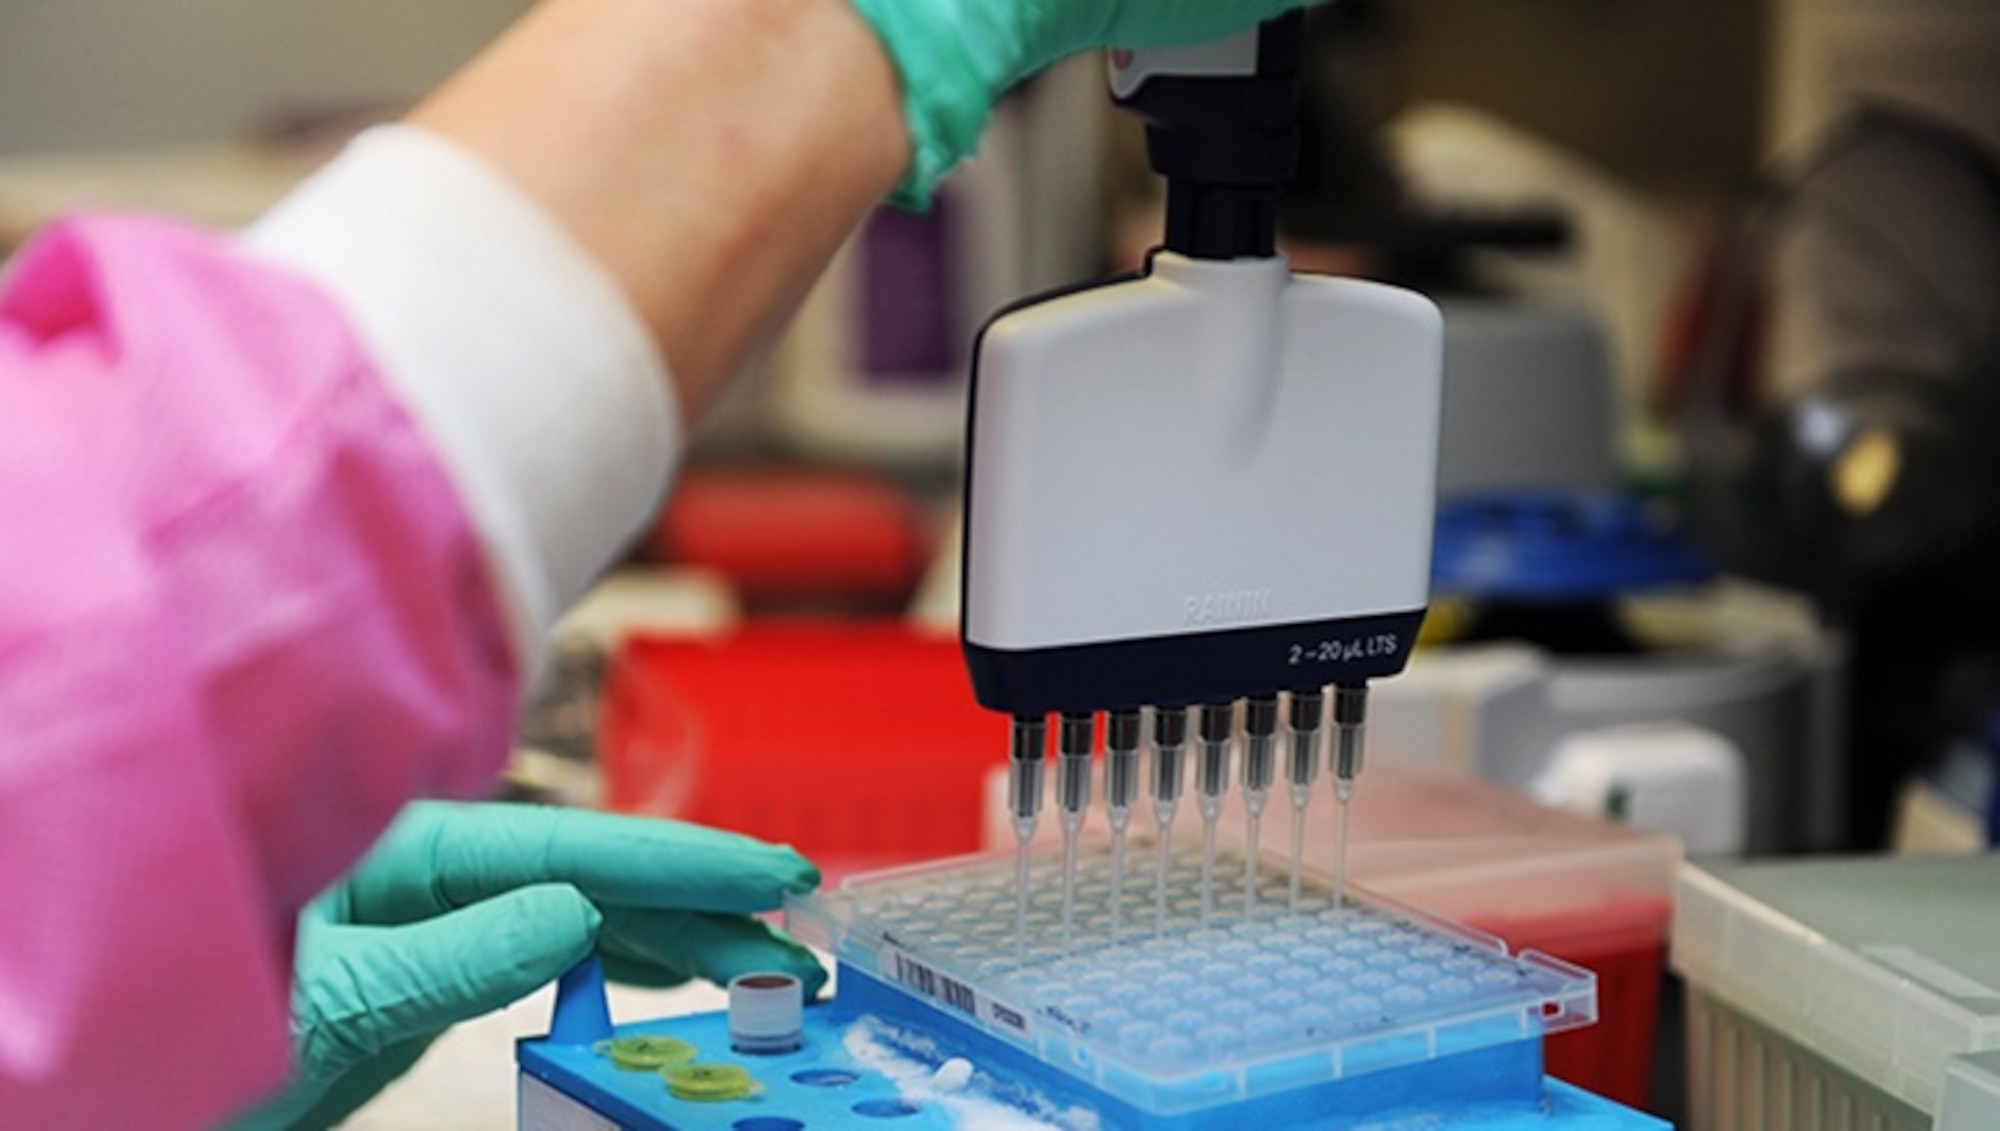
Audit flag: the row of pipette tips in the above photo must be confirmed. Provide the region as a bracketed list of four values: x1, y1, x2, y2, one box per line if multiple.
[1003, 684, 1372, 958]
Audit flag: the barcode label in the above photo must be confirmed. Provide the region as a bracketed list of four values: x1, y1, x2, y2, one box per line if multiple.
[882, 947, 1034, 1042]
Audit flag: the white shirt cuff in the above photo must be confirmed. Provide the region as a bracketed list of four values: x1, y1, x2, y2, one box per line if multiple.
[243, 125, 679, 675]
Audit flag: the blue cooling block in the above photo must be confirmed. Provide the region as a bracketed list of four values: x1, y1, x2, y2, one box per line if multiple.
[517, 1004, 1665, 1130]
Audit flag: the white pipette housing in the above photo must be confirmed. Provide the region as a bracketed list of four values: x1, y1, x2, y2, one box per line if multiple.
[962, 16, 1444, 718]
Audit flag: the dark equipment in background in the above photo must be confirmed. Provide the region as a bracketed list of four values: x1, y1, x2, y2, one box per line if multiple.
[1278, 2, 1574, 293]
[1676, 104, 2000, 849]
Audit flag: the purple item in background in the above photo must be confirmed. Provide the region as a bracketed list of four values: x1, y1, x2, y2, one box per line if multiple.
[859, 190, 960, 384]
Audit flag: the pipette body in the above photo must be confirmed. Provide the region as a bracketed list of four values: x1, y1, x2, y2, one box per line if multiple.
[959, 15, 1440, 941]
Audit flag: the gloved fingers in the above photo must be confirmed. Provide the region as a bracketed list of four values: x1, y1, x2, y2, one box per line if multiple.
[854, 0, 1321, 206]
[292, 883, 602, 1078]
[1101, 0, 1318, 49]
[597, 906, 829, 999]
[342, 802, 820, 925]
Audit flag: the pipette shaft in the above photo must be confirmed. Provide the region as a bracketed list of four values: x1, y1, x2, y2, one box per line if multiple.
[1151, 706, 1189, 932]
[1331, 684, 1368, 908]
[1008, 715, 1047, 953]
[1057, 712, 1096, 828]
[1242, 695, 1279, 805]
[1196, 702, 1234, 923]
[1057, 712, 1096, 946]
[1106, 710, 1142, 828]
[1197, 702, 1235, 819]
[1241, 694, 1279, 913]
[1152, 707, 1189, 824]
[1286, 689, 1324, 909]
[1332, 684, 1367, 801]
[1009, 716, 1048, 837]
[1105, 709, 1142, 934]
[1288, 689, 1325, 803]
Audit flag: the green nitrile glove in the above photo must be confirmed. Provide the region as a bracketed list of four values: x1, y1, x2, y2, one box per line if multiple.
[850, 0, 1320, 206]
[230, 801, 826, 1130]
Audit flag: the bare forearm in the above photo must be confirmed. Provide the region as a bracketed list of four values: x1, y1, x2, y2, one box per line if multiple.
[408, 0, 909, 417]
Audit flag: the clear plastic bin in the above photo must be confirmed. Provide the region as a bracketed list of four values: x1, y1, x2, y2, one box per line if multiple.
[1672, 855, 2000, 1130]
[1940, 1050, 2000, 1130]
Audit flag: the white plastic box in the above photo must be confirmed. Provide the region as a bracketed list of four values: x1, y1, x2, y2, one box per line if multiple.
[1672, 855, 2000, 1130]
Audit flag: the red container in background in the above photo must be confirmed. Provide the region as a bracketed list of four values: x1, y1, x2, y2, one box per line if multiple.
[598, 624, 1007, 878]
[644, 470, 931, 608]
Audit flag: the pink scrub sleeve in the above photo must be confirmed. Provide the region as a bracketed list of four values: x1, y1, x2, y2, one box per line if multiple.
[0, 215, 519, 1127]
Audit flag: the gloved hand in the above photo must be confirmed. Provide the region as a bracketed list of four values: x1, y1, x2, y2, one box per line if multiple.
[851, 0, 1320, 205]
[230, 801, 825, 1130]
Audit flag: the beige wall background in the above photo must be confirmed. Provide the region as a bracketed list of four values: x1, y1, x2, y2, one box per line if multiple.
[0, 1, 532, 154]
[1393, 0, 1769, 196]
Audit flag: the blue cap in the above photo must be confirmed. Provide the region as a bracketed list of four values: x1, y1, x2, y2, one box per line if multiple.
[1433, 490, 1714, 602]
[548, 955, 613, 1046]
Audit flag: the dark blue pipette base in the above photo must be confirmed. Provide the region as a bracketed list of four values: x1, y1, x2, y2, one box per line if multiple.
[963, 608, 1427, 716]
